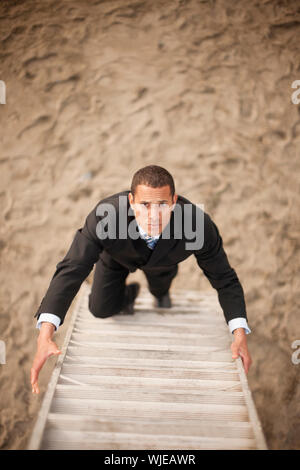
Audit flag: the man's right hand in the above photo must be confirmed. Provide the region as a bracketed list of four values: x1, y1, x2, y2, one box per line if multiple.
[31, 322, 61, 394]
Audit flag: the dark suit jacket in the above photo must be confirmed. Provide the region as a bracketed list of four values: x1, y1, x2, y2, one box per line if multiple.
[34, 190, 248, 326]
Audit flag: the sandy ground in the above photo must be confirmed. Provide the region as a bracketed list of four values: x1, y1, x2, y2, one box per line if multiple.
[0, 0, 299, 450]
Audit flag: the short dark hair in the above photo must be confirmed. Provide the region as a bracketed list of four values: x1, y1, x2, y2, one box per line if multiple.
[131, 165, 175, 198]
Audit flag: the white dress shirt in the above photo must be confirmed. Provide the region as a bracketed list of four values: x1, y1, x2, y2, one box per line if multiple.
[36, 221, 251, 335]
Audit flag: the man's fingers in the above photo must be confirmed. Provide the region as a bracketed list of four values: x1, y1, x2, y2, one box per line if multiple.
[231, 337, 252, 374]
[231, 345, 252, 374]
[31, 354, 46, 378]
[30, 368, 36, 386]
[31, 368, 40, 394]
[231, 343, 239, 359]
[234, 348, 252, 374]
[240, 352, 252, 374]
[31, 344, 61, 395]
[32, 382, 40, 394]
[240, 355, 250, 374]
[47, 349, 61, 359]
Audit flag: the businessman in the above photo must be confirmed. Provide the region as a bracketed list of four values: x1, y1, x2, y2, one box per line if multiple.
[31, 165, 252, 394]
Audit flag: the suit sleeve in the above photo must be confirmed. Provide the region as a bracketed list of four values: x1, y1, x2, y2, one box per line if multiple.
[33, 205, 103, 326]
[194, 212, 248, 324]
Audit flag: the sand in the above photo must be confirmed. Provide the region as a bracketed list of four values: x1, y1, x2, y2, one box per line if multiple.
[0, 0, 299, 450]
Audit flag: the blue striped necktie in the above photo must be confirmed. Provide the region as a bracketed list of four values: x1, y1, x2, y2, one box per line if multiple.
[136, 222, 160, 250]
[143, 235, 159, 250]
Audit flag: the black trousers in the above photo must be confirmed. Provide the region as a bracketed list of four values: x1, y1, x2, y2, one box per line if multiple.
[88, 254, 178, 318]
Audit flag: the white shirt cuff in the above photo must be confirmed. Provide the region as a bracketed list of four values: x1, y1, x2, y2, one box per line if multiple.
[228, 317, 251, 334]
[36, 313, 61, 331]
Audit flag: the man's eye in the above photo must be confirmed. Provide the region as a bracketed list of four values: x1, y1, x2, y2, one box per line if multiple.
[140, 203, 168, 208]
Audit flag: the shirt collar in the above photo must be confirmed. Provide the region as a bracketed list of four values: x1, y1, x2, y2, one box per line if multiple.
[136, 221, 160, 240]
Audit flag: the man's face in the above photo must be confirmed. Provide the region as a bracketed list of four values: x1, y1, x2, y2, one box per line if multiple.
[128, 184, 178, 237]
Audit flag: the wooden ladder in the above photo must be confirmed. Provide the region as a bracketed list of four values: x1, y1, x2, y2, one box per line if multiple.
[27, 281, 267, 450]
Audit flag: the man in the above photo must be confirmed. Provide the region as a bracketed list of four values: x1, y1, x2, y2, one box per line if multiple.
[31, 165, 252, 394]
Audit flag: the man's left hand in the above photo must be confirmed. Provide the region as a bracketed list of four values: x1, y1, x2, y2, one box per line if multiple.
[231, 328, 252, 374]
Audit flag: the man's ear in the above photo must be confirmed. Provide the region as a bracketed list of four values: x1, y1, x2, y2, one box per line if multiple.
[128, 192, 135, 209]
[171, 194, 178, 210]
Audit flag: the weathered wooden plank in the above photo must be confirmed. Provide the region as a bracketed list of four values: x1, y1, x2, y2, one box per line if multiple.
[64, 352, 237, 370]
[50, 397, 250, 422]
[45, 413, 255, 438]
[60, 363, 240, 381]
[41, 429, 257, 450]
[57, 374, 243, 391]
[77, 310, 225, 322]
[66, 343, 238, 364]
[72, 327, 229, 341]
[53, 384, 247, 405]
[61, 340, 235, 355]
[75, 317, 226, 329]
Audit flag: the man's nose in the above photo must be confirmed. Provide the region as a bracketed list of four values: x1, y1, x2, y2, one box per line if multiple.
[148, 205, 161, 217]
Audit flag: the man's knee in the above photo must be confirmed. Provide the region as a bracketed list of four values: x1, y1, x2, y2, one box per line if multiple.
[88, 295, 120, 319]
